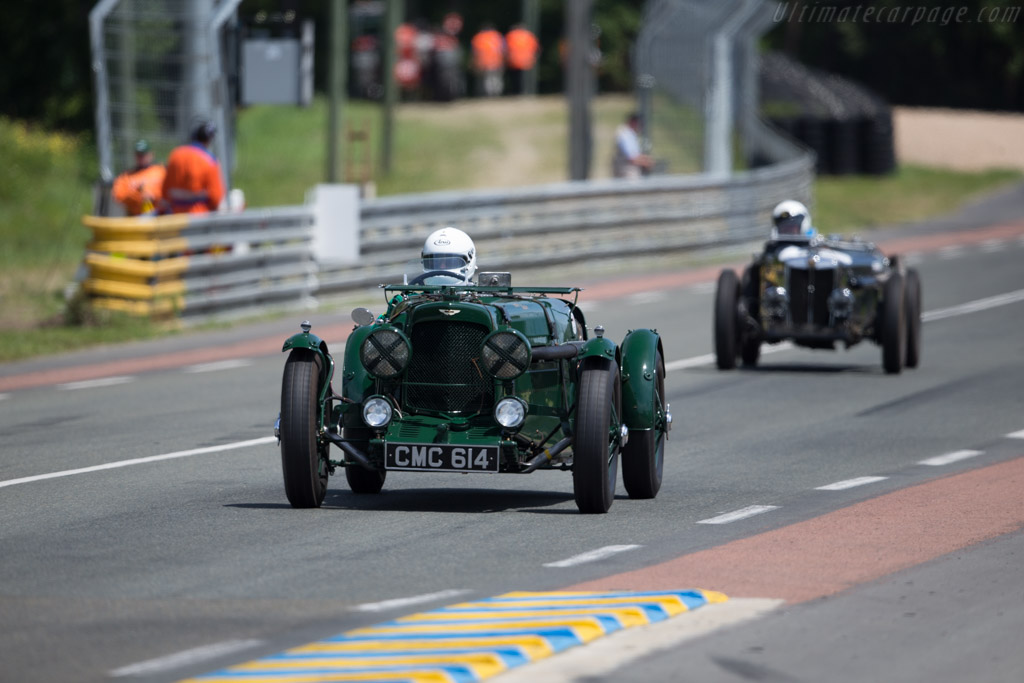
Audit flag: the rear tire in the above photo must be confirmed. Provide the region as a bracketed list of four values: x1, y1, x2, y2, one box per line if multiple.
[573, 361, 621, 514]
[343, 428, 386, 494]
[880, 273, 906, 375]
[622, 352, 665, 499]
[280, 350, 328, 507]
[904, 268, 922, 369]
[714, 269, 740, 370]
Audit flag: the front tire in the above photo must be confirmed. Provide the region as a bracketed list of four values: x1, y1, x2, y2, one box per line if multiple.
[904, 268, 922, 369]
[573, 361, 622, 514]
[280, 350, 328, 507]
[714, 269, 741, 369]
[880, 273, 906, 375]
[622, 352, 665, 499]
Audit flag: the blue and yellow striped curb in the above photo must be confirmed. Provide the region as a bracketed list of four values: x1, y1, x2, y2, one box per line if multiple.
[182, 590, 727, 683]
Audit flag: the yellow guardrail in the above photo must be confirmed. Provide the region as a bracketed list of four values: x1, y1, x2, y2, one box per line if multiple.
[80, 214, 190, 315]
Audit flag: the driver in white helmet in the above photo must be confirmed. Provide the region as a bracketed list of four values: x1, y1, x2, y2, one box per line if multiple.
[416, 227, 478, 284]
[770, 200, 816, 241]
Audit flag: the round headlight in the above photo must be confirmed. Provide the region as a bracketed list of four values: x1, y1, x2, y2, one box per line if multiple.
[481, 330, 531, 379]
[494, 397, 528, 429]
[362, 397, 393, 428]
[360, 327, 411, 378]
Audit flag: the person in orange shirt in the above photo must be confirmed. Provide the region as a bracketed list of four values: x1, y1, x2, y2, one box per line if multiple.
[471, 25, 505, 96]
[505, 24, 539, 95]
[112, 139, 165, 216]
[160, 121, 225, 214]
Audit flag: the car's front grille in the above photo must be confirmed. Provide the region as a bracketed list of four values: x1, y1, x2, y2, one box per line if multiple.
[404, 320, 493, 415]
[788, 268, 834, 326]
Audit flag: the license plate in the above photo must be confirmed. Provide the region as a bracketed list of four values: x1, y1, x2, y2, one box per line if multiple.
[385, 443, 499, 472]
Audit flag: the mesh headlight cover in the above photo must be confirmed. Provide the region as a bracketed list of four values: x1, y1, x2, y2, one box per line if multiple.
[360, 327, 411, 378]
[481, 330, 531, 379]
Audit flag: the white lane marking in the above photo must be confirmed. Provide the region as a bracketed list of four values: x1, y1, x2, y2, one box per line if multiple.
[0, 436, 277, 489]
[1006, 429, 1024, 439]
[697, 505, 779, 525]
[980, 239, 1005, 253]
[543, 545, 642, 568]
[939, 245, 964, 259]
[693, 282, 717, 294]
[109, 639, 264, 677]
[56, 376, 134, 391]
[0, 393, 8, 401]
[902, 251, 923, 265]
[922, 288, 1024, 322]
[183, 359, 253, 374]
[665, 342, 794, 372]
[918, 449, 984, 467]
[353, 589, 471, 613]
[815, 476, 888, 491]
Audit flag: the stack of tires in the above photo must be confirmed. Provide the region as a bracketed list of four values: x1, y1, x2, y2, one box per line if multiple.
[761, 53, 895, 176]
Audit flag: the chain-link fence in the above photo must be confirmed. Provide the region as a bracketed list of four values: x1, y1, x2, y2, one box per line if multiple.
[634, 0, 798, 178]
[89, 0, 239, 205]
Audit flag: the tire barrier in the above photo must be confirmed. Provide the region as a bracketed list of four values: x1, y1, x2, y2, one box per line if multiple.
[79, 208, 317, 317]
[762, 52, 895, 176]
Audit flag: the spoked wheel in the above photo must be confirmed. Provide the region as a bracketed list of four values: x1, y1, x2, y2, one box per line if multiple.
[343, 428, 386, 494]
[573, 360, 622, 514]
[714, 269, 740, 369]
[880, 272, 906, 375]
[904, 268, 922, 369]
[622, 351, 666, 499]
[280, 349, 328, 507]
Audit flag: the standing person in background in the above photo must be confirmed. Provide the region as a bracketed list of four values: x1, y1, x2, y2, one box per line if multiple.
[505, 24, 539, 95]
[471, 24, 505, 97]
[112, 139, 165, 216]
[612, 112, 654, 179]
[161, 121, 224, 214]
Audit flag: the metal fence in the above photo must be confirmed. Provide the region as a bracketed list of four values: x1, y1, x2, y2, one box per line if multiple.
[635, 0, 782, 176]
[89, 0, 239, 191]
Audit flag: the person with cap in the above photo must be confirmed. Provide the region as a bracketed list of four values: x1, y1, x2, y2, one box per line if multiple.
[160, 121, 225, 214]
[112, 139, 165, 216]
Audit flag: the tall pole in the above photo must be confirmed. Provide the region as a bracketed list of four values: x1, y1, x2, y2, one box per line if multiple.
[566, 0, 592, 180]
[381, 0, 402, 175]
[327, 0, 347, 182]
[522, 0, 539, 96]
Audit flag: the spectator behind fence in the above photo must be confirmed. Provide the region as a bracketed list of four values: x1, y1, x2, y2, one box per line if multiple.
[612, 112, 653, 179]
[161, 121, 225, 214]
[505, 24, 539, 95]
[471, 24, 505, 97]
[112, 139, 165, 216]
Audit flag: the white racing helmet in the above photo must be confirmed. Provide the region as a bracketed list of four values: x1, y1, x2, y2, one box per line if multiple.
[771, 200, 815, 240]
[421, 227, 477, 281]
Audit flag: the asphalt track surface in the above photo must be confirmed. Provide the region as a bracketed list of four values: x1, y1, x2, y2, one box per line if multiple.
[1, 184, 1023, 682]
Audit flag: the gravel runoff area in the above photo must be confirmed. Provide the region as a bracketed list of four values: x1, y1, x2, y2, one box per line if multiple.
[894, 106, 1024, 172]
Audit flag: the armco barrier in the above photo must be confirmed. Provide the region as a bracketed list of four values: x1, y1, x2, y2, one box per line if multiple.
[317, 154, 813, 292]
[80, 208, 317, 316]
[79, 147, 813, 317]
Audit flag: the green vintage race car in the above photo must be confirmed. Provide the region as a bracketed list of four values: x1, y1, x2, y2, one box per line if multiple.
[275, 272, 671, 513]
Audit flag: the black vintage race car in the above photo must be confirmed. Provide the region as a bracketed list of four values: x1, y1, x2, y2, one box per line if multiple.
[275, 272, 671, 513]
[714, 235, 922, 373]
